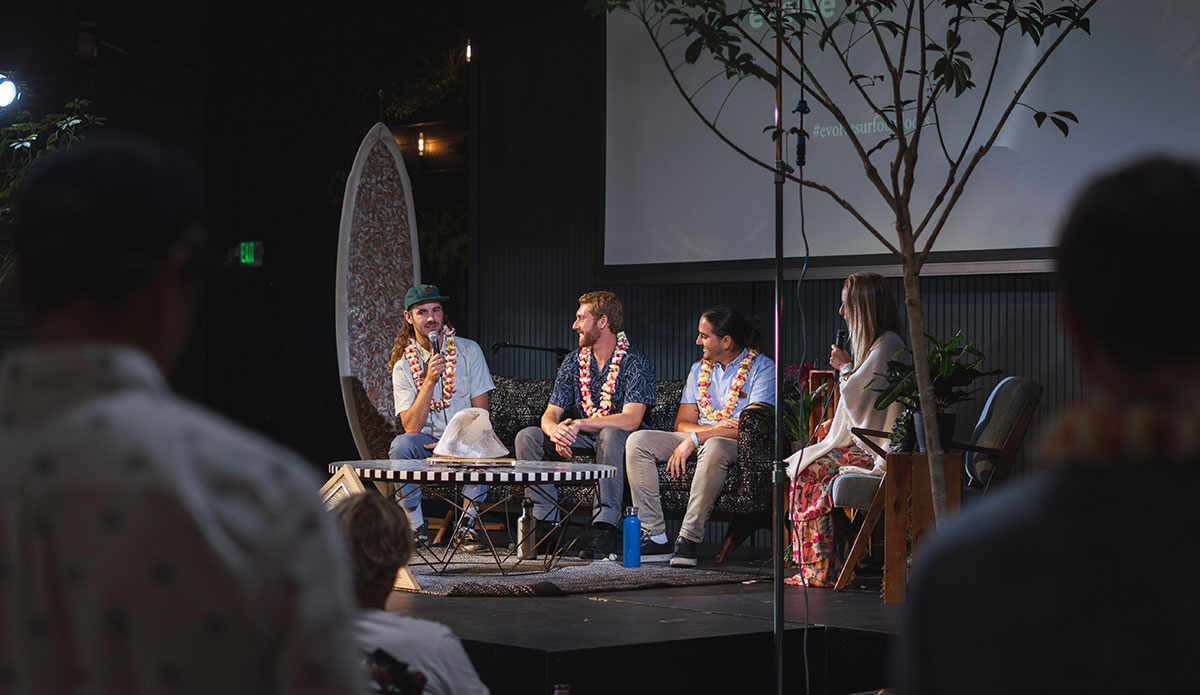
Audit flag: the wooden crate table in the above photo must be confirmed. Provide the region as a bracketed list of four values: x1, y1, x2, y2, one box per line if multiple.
[883, 453, 962, 603]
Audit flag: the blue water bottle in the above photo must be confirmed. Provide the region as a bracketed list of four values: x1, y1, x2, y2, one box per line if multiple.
[622, 506, 641, 567]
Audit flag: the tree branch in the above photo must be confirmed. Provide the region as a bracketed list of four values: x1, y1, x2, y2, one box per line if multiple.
[919, 0, 1100, 263]
[625, 5, 898, 255]
[913, 12, 1008, 241]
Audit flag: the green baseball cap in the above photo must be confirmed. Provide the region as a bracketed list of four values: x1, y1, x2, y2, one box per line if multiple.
[404, 283, 450, 311]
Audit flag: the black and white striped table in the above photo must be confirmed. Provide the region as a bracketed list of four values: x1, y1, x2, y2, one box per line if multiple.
[329, 459, 616, 575]
[328, 459, 616, 484]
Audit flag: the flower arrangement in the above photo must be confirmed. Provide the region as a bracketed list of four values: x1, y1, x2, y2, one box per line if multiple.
[579, 331, 629, 417]
[696, 349, 758, 422]
[405, 326, 458, 412]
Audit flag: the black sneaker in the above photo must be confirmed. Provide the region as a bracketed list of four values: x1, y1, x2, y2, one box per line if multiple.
[669, 537, 698, 567]
[640, 535, 673, 562]
[579, 524, 619, 560]
[412, 522, 430, 545]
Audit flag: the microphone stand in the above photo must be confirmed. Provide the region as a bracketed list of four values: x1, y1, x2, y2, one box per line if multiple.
[771, 2, 787, 694]
[491, 341, 572, 367]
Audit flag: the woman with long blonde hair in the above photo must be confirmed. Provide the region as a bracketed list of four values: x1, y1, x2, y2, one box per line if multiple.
[784, 273, 907, 587]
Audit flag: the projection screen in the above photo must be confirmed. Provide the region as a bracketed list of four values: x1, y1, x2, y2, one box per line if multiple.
[603, 1, 1200, 268]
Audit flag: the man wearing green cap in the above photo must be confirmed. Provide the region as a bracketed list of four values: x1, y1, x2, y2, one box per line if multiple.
[386, 284, 495, 548]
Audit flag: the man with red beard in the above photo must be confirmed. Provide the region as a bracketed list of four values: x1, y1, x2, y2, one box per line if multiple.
[515, 291, 656, 560]
[386, 284, 495, 549]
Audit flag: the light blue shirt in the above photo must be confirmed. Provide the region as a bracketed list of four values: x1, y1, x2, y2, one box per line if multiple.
[681, 349, 776, 426]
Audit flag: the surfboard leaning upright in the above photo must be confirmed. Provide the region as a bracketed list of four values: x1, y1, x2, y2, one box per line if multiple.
[336, 122, 422, 460]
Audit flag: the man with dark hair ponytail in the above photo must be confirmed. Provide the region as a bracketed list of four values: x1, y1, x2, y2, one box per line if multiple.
[626, 305, 775, 566]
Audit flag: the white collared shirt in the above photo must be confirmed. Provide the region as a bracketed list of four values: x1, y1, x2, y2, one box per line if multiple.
[392, 335, 495, 439]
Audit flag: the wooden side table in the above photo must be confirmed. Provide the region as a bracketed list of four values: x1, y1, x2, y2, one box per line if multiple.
[807, 369, 840, 438]
[883, 453, 961, 603]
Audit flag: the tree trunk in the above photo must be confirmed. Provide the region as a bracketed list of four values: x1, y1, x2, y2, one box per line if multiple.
[899, 253, 949, 525]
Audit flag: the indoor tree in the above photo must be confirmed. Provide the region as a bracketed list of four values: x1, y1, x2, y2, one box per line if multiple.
[586, 0, 1096, 522]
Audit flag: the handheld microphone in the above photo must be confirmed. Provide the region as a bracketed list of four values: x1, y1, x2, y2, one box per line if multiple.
[429, 329, 442, 354]
[835, 329, 847, 351]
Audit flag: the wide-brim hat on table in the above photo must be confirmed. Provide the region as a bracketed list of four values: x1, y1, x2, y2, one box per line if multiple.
[432, 408, 510, 459]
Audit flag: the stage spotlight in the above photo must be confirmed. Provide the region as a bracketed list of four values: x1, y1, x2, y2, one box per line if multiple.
[418, 132, 425, 156]
[466, 39, 472, 63]
[0, 74, 19, 110]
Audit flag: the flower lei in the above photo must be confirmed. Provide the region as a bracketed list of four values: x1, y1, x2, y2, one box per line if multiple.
[579, 331, 629, 418]
[405, 326, 458, 413]
[697, 349, 759, 422]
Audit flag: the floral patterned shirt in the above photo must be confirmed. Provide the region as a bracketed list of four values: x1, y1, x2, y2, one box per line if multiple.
[549, 344, 656, 421]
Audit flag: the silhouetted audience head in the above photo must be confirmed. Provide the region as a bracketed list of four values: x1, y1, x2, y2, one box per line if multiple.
[9, 138, 204, 366]
[336, 493, 415, 609]
[1056, 157, 1200, 399]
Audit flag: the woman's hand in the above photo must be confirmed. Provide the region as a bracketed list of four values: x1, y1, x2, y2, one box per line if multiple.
[829, 344, 851, 371]
[814, 419, 832, 442]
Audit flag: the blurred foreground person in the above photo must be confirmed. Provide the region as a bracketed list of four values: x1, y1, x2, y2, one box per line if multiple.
[899, 157, 1200, 694]
[337, 492, 489, 695]
[0, 140, 362, 694]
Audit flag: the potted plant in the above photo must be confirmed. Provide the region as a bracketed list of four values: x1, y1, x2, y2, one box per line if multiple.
[869, 331, 1002, 453]
[757, 362, 829, 452]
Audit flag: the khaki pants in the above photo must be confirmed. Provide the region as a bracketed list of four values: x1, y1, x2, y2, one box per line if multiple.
[625, 430, 737, 542]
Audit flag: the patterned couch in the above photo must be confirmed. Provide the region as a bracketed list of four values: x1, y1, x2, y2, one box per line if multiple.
[485, 375, 776, 562]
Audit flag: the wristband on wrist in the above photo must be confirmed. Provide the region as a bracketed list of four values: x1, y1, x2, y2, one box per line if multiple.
[690, 432, 700, 447]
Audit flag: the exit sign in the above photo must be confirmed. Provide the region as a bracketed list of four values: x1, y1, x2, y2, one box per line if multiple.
[235, 241, 263, 267]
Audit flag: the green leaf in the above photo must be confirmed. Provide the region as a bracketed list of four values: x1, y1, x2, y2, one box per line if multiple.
[872, 364, 917, 411]
[685, 37, 704, 64]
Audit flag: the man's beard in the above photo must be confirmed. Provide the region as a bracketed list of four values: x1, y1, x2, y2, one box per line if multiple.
[416, 320, 442, 342]
[578, 326, 601, 348]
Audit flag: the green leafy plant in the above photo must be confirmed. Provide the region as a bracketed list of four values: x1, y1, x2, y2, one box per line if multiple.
[756, 362, 828, 445]
[1, 98, 107, 274]
[869, 331, 1001, 413]
[888, 412, 914, 453]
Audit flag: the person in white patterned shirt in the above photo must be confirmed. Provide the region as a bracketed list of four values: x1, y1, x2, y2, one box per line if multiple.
[0, 139, 363, 694]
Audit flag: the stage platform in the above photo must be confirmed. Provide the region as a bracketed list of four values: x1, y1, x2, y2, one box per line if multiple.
[385, 547, 902, 695]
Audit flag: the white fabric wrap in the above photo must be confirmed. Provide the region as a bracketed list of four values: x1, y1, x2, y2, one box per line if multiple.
[786, 331, 908, 479]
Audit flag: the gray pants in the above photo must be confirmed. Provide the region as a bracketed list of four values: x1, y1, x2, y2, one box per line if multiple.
[625, 430, 738, 542]
[514, 425, 630, 527]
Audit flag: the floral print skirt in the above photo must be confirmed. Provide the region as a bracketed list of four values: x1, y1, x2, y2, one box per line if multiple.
[788, 445, 876, 587]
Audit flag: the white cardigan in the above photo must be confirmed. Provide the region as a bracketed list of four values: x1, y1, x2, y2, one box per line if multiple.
[786, 330, 908, 479]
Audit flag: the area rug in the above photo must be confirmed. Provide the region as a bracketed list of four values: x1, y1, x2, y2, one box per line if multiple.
[406, 549, 769, 597]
